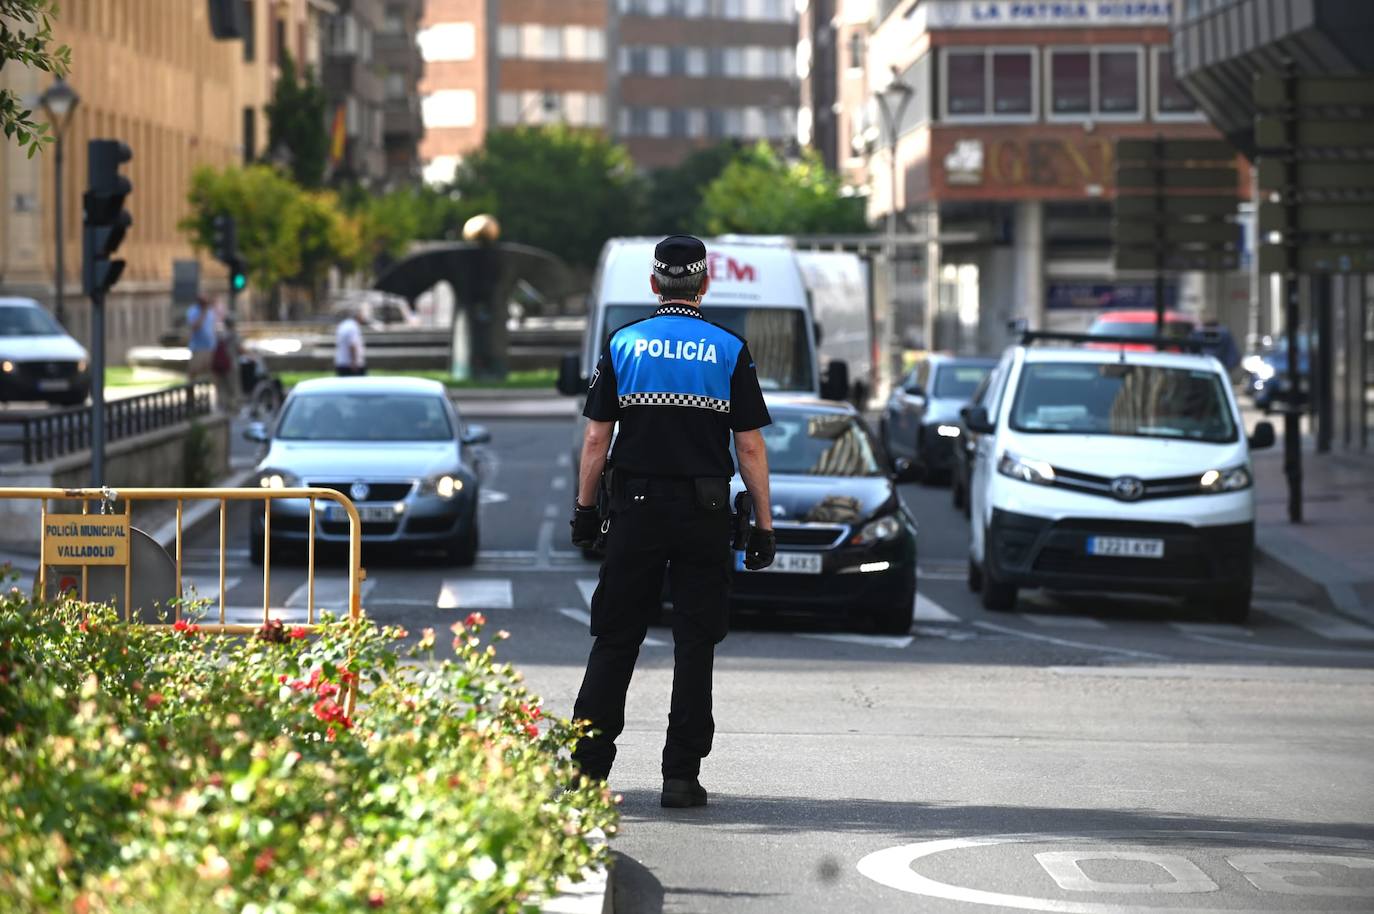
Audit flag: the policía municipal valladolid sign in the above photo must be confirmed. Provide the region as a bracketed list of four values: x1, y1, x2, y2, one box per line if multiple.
[42, 515, 130, 565]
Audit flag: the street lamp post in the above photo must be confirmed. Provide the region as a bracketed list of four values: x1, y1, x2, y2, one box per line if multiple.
[874, 73, 914, 354]
[39, 79, 80, 328]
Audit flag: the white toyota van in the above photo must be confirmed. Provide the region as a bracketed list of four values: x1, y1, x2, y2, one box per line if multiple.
[963, 332, 1275, 622]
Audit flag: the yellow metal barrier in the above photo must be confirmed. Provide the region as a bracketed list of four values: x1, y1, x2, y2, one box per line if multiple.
[6, 487, 364, 635]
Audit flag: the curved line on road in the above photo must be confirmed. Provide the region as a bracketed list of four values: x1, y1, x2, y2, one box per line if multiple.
[1181, 631, 1374, 659]
[856, 830, 1374, 913]
[974, 621, 1170, 661]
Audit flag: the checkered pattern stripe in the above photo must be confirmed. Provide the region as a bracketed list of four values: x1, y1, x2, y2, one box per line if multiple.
[652, 305, 705, 319]
[653, 257, 707, 275]
[618, 391, 731, 413]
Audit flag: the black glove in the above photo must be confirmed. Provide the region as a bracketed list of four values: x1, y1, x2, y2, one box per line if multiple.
[744, 528, 776, 570]
[570, 502, 600, 549]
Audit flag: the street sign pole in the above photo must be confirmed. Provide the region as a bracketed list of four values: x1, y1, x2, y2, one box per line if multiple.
[90, 287, 105, 486]
[1152, 135, 1166, 334]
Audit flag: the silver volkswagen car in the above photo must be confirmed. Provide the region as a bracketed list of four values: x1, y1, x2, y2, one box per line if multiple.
[245, 377, 489, 565]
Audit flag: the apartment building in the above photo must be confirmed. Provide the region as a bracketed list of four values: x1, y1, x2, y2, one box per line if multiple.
[418, 0, 486, 184]
[322, 0, 389, 183]
[862, 0, 1239, 351]
[377, 0, 426, 183]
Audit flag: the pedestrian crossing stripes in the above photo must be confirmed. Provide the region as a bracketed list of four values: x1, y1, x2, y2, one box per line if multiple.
[1253, 600, 1374, 642]
[437, 579, 513, 610]
[1019, 612, 1109, 630]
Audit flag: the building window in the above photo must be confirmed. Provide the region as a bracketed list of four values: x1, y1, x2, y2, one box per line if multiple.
[502, 25, 605, 60]
[686, 47, 707, 76]
[848, 32, 864, 71]
[242, 107, 256, 163]
[497, 24, 518, 57]
[1153, 47, 1201, 119]
[1047, 47, 1144, 121]
[241, 0, 255, 62]
[424, 89, 477, 128]
[381, 5, 405, 34]
[943, 48, 1037, 121]
[420, 23, 475, 62]
[648, 45, 669, 75]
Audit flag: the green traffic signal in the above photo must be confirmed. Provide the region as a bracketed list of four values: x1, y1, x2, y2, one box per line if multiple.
[231, 272, 247, 291]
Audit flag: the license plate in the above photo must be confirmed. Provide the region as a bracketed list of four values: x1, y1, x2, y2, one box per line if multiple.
[36, 379, 69, 392]
[735, 551, 823, 574]
[1086, 536, 1165, 558]
[327, 504, 397, 523]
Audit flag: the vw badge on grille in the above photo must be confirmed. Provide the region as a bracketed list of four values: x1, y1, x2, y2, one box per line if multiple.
[349, 481, 371, 502]
[1110, 476, 1145, 501]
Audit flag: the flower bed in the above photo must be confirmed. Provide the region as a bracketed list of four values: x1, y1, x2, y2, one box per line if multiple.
[0, 590, 617, 913]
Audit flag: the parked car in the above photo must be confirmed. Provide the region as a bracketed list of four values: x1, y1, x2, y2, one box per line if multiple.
[963, 334, 1275, 623]
[880, 354, 996, 483]
[1243, 335, 1310, 412]
[245, 377, 489, 565]
[950, 368, 1002, 516]
[729, 400, 918, 634]
[0, 297, 91, 406]
[1087, 309, 1197, 349]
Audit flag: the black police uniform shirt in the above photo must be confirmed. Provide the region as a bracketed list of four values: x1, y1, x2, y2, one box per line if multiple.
[583, 304, 771, 478]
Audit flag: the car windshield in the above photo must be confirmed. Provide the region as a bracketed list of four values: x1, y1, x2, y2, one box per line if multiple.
[277, 393, 453, 441]
[757, 411, 884, 477]
[0, 306, 63, 337]
[932, 363, 992, 399]
[1089, 319, 1194, 339]
[604, 304, 815, 392]
[1010, 362, 1237, 443]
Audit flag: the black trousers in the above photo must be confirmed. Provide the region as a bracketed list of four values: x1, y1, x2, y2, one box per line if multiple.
[572, 485, 731, 781]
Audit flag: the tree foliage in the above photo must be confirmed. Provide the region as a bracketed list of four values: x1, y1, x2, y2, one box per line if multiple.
[180, 165, 359, 292]
[264, 50, 329, 188]
[696, 142, 868, 236]
[643, 142, 742, 237]
[0, 0, 71, 155]
[450, 126, 644, 269]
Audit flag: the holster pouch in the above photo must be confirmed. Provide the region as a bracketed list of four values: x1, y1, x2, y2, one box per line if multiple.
[732, 491, 754, 549]
[693, 477, 729, 512]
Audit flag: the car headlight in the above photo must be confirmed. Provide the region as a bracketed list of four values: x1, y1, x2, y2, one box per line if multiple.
[1255, 362, 1276, 380]
[1, 360, 13, 374]
[1241, 354, 1265, 375]
[1199, 464, 1251, 493]
[936, 424, 961, 438]
[76, 359, 88, 373]
[850, 514, 903, 546]
[256, 469, 302, 489]
[419, 472, 465, 499]
[997, 451, 1057, 486]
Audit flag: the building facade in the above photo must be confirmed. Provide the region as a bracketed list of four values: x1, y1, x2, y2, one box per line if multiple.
[864, 0, 1243, 353]
[377, 0, 426, 184]
[321, 0, 389, 183]
[798, 0, 839, 169]
[1173, 0, 1374, 452]
[418, 0, 487, 185]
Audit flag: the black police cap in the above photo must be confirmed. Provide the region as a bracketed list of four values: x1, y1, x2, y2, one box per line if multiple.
[653, 234, 708, 277]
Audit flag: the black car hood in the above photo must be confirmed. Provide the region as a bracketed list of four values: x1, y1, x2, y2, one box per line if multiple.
[730, 474, 895, 525]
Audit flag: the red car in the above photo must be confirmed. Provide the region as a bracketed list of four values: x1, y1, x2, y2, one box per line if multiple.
[1087, 309, 1197, 350]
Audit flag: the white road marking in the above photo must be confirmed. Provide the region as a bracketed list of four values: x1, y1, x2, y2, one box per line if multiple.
[437, 578, 513, 610]
[556, 452, 571, 468]
[551, 475, 567, 491]
[1018, 612, 1109, 630]
[478, 550, 537, 559]
[556, 607, 667, 647]
[543, 503, 558, 519]
[182, 575, 242, 606]
[285, 576, 374, 609]
[479, 490, 510, 505]
[797, 633, 913, 649]
[577, 578, 598, 608]
[1179, 630, 1374, 659]
[914, 625, 977, 641]
[974, 621, 1169, 661]
[1254, 599, 1374, 642]
[914, 592, 959, 623]
[1171, 622, 1255, 637]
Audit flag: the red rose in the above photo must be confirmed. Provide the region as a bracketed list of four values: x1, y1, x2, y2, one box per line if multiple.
[289, 626, 309, 639]
[464, 612, 486, 628]
[367, 891, 385, 909]
[144, 693, 164, 710]
[253, 848, 275, 875]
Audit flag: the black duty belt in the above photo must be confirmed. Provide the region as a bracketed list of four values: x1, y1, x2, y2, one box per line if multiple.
[617, 474, 698, 499]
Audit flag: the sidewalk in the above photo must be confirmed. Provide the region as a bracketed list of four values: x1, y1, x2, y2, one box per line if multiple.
[1251, 441, 1374, 625]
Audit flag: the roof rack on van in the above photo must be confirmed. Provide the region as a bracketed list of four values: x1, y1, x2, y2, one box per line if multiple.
[1018, 330, 1207, 354]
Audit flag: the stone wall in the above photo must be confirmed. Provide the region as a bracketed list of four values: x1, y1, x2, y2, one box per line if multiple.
[0, 413, 230, 551]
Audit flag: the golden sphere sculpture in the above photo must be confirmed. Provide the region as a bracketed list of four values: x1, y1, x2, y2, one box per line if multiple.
[463, 214, 501, 244]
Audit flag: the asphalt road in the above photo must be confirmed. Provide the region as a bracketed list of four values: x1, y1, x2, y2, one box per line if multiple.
[192, 416, 1374, 914]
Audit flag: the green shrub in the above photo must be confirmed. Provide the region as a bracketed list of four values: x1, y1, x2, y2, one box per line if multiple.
[0, 588, 617, 913]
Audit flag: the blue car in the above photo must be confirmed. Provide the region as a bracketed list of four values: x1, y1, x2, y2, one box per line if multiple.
[1243, 336, 1310, 412]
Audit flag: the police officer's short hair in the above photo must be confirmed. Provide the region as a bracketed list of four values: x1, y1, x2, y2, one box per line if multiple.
[653, 234, 709, 298]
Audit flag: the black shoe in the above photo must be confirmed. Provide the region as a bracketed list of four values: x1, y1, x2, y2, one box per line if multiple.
[661, 778, 708, 808]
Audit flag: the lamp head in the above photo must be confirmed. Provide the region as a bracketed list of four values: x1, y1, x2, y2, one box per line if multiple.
[40, 79, 80, 128]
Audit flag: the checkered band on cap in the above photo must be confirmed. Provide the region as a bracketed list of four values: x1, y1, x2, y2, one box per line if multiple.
[618, 391, 730, 413]
[653, 257, 707, 276]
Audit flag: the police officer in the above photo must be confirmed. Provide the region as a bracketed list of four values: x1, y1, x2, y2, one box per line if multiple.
[569, 234, 776, 808]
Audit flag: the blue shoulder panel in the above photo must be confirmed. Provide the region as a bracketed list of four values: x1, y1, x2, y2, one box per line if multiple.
[610, 316, 742, 412]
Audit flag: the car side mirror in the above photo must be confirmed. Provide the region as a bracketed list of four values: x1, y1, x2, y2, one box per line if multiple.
[962, 406, 995, 435]
[243, 421, 270, 443]
[461, 424, 491, 446]
[1249, 420, 1276, 450]
[820, 359, 850, 402]
[556, 352, 586, 396]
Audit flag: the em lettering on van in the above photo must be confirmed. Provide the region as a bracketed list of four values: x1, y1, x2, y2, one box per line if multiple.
[707, 253, 756, 282]
[633, 338, 719, 363]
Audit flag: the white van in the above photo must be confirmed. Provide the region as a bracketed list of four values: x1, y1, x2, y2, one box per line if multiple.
[962, 332, 1275, 622]
[557, 237, 849, 402]
[795, 250, 872, 406]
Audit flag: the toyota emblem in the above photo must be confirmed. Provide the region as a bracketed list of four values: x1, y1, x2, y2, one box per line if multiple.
[349, 481, 370, 502]
[771, 505, 786, 519]
[1110, 476, 1145, 501]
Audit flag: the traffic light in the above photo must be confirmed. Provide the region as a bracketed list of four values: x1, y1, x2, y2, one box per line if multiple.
[211, 213, 248, 300]
[229, 258, 248, 292]
[82, 139, 133, 298]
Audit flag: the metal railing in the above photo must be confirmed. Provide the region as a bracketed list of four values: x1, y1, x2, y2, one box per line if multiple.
[7, 486, 364, 635]
[0, 382, 214, 464]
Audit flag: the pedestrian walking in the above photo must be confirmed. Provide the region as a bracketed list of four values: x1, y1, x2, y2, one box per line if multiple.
[211, 314, 243, 413]
[335, 305, 367, 377]
[185, 294, 216, 381]
[569, 235, 777, 808]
